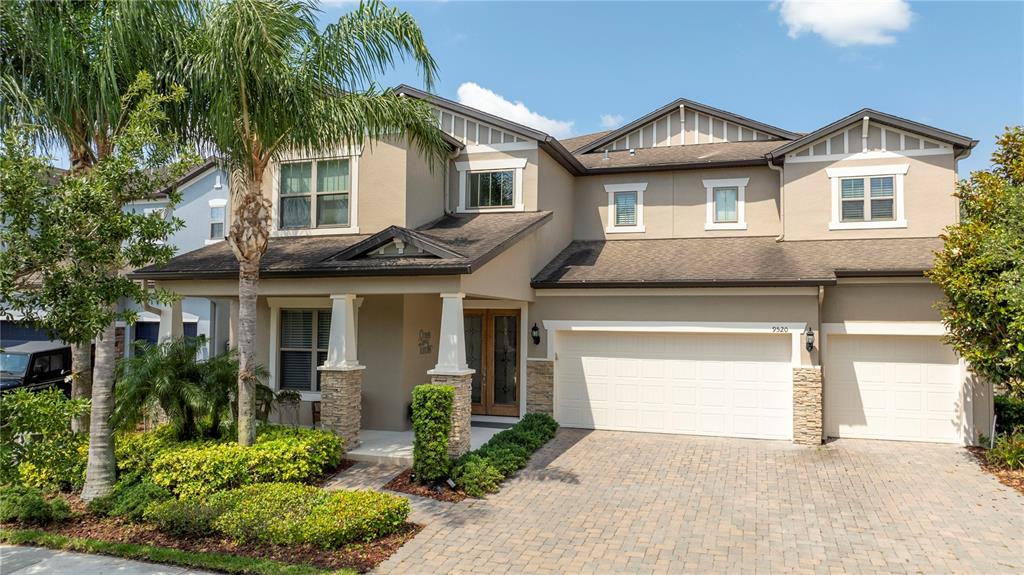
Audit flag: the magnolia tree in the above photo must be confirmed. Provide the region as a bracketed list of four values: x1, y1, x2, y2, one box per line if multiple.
[928, 126, 1024, 396]
[0, 75, 195, 499]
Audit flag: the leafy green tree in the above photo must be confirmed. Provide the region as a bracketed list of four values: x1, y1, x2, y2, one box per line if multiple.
[0, 75, 195, 499]
[184, 0, 448, 445]
[928, 127, 1024, 396]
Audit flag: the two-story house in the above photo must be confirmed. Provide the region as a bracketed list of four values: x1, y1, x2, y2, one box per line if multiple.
[123, 158, 232, 359]
[134, 87, 991, 451]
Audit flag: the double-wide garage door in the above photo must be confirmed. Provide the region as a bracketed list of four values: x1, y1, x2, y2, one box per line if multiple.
[554, 331, 793, 440]
[824, 334, 962, 443]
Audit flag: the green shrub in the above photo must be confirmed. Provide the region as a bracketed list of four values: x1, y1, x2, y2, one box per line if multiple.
[87, 479, 172, 523]
[986, 429, 1024, 470]
[0, 388, 90, 490]
[995, 395, 1024, 435]
[144, 497, 230, 538]
[150, 426, 343, 498]
[0, 485, 70, 525]
[209, 483, 409, 549]
[411, 384, 453, 483]
[452, 413, 558, 497]
[114, 425, 183, 480]
[451, 454, 502, 498]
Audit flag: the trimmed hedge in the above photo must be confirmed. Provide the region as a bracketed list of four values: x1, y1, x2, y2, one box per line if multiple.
[87, 479, 172, 523]
[452, 413, 558, 497]
[0, 486, 70, 525]
[210, 483, 409, 548]
[995, 394, 1024, 434]
[148, 426, 343, 498]
[411, 384, 453, 483]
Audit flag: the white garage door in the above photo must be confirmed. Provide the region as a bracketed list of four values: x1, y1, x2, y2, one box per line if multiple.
[825, 335, 962, 443]
[554, 331, 793, 440]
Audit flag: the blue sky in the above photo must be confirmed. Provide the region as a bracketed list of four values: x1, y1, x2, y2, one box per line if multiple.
[322, 0, 1023, 175]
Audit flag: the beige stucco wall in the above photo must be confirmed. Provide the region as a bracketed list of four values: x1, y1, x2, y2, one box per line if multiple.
[822, 282, 944, 323]
[404, 144, 446, 229]
[572, 165, 781, 240]
[357, 294, 406, 430]
[534, 150, 576, 268]
[401, 294, 442, 417]
[527, 293, 819, 365]
[783, 152, 958, 241]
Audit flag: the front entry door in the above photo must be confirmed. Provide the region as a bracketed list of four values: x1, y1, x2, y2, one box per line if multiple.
[465, 309, 520, 416]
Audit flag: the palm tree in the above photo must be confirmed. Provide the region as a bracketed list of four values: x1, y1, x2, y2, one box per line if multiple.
[0, 0, 195, 499]
[113, 336, 243, 441]
[185, 0, 449, 445]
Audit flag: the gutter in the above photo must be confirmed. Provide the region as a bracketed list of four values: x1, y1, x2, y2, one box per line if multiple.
[530, 278, 838, 289]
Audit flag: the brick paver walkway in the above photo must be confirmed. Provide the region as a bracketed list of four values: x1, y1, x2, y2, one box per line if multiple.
[372, 429, 1024, 574]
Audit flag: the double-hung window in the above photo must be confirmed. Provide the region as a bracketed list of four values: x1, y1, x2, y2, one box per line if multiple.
[839, 176, 894, 222]
[279, 309, 331, 392]
[209, 206, 225, 239]
[827, 164, 908, 230]
[279, 158, 351, 230]
[703, 178, 748, 230]
[604, 183, 647, 233]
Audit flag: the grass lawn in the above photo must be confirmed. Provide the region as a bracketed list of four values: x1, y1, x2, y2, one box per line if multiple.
[0, 528, 356, 575]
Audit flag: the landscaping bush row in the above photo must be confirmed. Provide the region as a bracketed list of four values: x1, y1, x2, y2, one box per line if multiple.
[118, 424, 343, 499]
[410, 384, 454, 483]
[0, 486, 70, 525]
[451, 413, 558, 497]
[146, 482, 409, 549]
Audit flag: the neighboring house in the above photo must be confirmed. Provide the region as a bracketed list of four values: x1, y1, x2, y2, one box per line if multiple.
[134, 87, 990, 450]
[122, 158, 231, 358]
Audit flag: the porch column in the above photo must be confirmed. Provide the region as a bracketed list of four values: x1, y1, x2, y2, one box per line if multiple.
[427, 293, 474, 457]
[318, 294, 364, 450]
[158, 300, 183, 342]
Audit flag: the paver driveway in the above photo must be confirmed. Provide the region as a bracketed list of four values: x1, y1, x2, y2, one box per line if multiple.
[374, 429, 1024, 574]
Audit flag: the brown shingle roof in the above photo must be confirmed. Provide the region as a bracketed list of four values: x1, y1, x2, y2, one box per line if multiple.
[133, 211, 552, 280]
[558, 131, 614, 153]
[576, 140, 789, 171]
[532, 236, 942, 288]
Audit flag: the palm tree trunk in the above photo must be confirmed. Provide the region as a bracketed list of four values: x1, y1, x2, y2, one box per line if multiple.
[230, 167, 270, 447]
[70, 342, 93, 433]
[80, 317, 117, 500]
[237, 265, 259, 446]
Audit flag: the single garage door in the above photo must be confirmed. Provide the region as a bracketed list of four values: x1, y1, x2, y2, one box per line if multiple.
[554, 331, 793, 440]
[825, 335, 961, 443]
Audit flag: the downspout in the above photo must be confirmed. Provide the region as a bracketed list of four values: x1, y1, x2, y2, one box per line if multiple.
[443, 146, 461, 216]
[767, 156, 785, 241]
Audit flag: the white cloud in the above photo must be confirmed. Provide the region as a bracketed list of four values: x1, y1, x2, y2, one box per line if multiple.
[456, 82, 574, 139]
[774, 0, 913, 47]
[599, 114, 625, 129]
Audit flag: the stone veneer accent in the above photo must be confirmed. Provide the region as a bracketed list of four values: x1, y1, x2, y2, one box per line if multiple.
[526, 360, 554, 416]
[792, 366, 823, 446]
[319, 367, 363, 450]
[429, 373, 473, 457]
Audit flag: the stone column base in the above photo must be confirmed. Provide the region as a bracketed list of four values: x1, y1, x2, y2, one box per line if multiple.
[526, 360, 554, 416]
[793, 366, 823, 446]
[429, 373, 473, 457]
[319, 367, 364, 450]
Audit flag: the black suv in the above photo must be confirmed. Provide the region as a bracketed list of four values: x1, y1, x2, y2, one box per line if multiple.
[0, 341, 73, 396]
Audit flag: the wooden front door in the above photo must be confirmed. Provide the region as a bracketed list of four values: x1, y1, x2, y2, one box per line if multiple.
[465, 309, 520, 416]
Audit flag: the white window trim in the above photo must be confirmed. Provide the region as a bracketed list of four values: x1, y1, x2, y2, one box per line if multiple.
[703, 177, 748, 230]
[455, 157, 527, 213]
[270, 149, 360, 237]
[206, 198, 228, 245]
[826, 164, 908, 230]
[604, 183, 647, 233]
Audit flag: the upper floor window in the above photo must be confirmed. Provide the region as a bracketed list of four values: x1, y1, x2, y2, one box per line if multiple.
[604, 183, 646, 233]
[456, 157, 527, 212]
[279, 158, 351, 230]
[468, 170, 514, 208]
[703, 178, 748, 230]
[827, 164, 908, 230]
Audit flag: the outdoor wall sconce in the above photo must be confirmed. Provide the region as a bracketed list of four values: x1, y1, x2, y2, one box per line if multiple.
[531, 323, 541, 345]
[805, 327, 815, 352]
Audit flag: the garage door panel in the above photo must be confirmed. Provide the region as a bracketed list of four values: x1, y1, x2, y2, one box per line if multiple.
[825, 334, 962, 444]
[555, 331, 793, 440]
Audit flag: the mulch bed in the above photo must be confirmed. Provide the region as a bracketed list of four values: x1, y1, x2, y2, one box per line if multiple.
[383, 468, 466, 503]
[967, 447, 1024, 496]
[16, 497, 421, 573]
